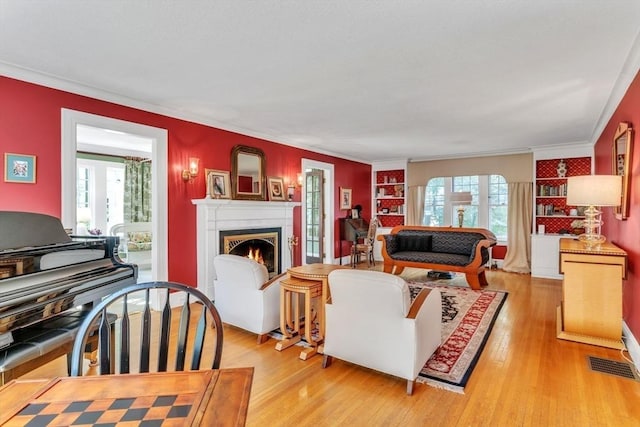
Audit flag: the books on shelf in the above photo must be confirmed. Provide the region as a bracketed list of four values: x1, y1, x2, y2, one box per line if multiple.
[537, 183, 567, 196]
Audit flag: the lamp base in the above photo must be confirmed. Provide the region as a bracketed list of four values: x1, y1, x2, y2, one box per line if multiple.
[577, 233, 606, 249]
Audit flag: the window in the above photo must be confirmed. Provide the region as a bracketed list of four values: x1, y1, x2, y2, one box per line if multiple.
[76, 157, 125, 235]
[423, 175, 508, 241]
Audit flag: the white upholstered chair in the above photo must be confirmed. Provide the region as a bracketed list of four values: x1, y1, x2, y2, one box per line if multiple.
[322, 269, 442, 395]
[213, 254, 283, 344]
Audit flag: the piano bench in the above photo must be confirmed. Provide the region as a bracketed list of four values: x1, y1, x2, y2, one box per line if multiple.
[0, 309, 116, 386]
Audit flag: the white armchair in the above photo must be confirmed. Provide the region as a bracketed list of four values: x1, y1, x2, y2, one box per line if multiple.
[213, 254, 283, 344]
[322, 269, 441, 395]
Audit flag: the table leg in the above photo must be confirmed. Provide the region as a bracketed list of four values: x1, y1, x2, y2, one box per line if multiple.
[275, 289, 301, 351]
[299, 289, 318, 360]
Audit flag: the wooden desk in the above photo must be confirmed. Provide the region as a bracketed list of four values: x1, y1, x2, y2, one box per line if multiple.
[0, 368, 254, 426]
[557, 238, 627, 349]
[275, 264, 348, 359]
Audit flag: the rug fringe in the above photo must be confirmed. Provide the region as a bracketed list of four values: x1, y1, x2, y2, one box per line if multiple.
[417, 377, 465, 394]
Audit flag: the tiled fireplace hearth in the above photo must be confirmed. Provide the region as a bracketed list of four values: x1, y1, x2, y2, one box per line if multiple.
[192, 199, 300, 298]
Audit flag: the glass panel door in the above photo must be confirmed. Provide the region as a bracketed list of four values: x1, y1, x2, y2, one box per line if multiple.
[305, 169, 324, 264]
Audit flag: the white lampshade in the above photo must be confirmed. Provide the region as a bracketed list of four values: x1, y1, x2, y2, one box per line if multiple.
[566, 175, 622, 207]
[450, 191, 473, 205]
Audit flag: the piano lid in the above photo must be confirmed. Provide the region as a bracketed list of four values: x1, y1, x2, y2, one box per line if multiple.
[0, 211, 72, 251]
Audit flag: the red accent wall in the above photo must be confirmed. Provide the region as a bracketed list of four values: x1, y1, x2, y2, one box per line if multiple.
[594, 70, 640, 343]
[0, 76, 371, 285]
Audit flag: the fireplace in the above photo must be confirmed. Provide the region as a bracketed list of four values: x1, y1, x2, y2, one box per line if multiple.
[193, 198, 299, 299]
[219, 228, 281, 277]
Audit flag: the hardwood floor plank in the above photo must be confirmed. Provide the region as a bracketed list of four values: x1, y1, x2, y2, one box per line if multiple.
[16, 267, 640, 426]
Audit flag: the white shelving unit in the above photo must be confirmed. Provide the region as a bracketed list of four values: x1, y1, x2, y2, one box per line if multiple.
[531, 145, 592, 279]
[371, 160, 407, 261]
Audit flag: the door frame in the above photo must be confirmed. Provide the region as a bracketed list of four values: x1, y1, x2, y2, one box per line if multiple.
[61, 109, 168, 281]
[300, 158, 334, 265]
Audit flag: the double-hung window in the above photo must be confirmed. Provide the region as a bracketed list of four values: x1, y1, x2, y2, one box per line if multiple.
[423, 175, 508, 241]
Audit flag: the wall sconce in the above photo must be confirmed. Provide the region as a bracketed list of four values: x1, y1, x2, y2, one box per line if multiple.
[182, 157, 199, 182]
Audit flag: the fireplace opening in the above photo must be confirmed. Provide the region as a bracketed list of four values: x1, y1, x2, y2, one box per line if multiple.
[219, 228, 281, 277]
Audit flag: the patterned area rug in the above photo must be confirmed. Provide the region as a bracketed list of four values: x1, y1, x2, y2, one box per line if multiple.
[408, 281, 508, 393]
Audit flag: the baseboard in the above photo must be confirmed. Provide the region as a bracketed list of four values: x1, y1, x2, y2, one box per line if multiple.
[623, 321, 640, 371]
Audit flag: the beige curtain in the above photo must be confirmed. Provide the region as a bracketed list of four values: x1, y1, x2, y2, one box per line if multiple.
[406, 185, 426, 225]
[502, 182, 533, 273]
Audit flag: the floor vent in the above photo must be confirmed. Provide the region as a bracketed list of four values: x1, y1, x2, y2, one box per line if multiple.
[587, 356, 639, 381]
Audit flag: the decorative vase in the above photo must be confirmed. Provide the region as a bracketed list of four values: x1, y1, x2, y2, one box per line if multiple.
[556, 159, 567, 178]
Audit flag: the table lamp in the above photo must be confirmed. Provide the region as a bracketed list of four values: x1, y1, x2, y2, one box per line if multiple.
[450, 191, 473, 227]
[566, 175, 621, 248]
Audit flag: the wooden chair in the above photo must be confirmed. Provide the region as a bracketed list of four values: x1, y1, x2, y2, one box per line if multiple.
[350, 217, 379, 268]
[69, 281, 223, 376]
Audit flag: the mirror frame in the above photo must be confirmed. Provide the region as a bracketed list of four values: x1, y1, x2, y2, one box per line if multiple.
[231, 145, 266, 201]
[612, 122, 633, 220]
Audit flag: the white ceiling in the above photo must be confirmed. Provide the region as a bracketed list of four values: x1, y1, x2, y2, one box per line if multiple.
[2, 1, 640, 163]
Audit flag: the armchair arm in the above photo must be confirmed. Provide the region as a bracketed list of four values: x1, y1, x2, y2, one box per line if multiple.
[378, 234, 398, 256]
[259, 272, 286, 291]
[467, 238, 496, 269]
[407, 288, 434, 319]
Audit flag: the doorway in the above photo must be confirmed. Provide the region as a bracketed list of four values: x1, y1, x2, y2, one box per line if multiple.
[300, 159, 334, 265]
[61, 109, 168, 281]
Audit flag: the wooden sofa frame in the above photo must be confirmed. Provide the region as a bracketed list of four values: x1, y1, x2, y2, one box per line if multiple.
[377, 225, 497, 290]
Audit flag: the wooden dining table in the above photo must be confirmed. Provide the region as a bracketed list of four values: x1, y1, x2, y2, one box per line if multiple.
[0, 367, 253, 426]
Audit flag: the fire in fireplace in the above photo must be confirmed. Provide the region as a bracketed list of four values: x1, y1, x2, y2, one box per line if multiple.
[219, 228, 281, 277]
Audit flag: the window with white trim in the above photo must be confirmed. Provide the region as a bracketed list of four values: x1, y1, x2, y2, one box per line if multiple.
[423, 175, 508, 241]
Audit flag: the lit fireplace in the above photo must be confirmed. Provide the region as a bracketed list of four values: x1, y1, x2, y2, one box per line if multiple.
[219, 228, 281, 277]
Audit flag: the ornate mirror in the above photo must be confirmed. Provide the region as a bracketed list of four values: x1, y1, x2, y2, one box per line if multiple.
[612, 122, 633, 220]
[231, 145, 266, 200]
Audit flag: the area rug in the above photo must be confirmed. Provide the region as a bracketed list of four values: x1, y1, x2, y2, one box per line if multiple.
[408, 281, 507, 393]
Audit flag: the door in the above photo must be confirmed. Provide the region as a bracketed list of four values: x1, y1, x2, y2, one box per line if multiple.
[305, 169, 324, 264]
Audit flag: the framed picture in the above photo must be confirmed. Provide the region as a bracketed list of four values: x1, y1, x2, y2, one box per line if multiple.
[351, 209, 359, 219]
[4, 153, 36, 183]
[205, 169, 231, 199]
[340, 187, 352, 210]
[268, 176, 286, 201]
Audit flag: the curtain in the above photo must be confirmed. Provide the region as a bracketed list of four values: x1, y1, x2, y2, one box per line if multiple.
[407, 185, 426, 225]
[502, 182, 533, 273]
[124, 159, 152, 222]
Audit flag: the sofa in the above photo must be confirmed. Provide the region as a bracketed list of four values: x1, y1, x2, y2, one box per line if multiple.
[378, 225, 497, 290]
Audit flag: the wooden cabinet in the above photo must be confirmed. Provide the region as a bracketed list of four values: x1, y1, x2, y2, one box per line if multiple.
[557, 238, 627, 349]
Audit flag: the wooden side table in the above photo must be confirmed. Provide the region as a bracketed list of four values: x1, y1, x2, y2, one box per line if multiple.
[557, 238, 627, 349]
[275, 264, 349, 360]
[275, 276, 323, 360]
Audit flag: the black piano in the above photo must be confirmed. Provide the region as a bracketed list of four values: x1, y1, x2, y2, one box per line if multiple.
[0, 211, 137, 383]
[338, 218, 368, 264]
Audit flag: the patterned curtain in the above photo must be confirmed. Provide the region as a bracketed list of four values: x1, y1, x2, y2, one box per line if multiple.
[124, 159, 152, 222]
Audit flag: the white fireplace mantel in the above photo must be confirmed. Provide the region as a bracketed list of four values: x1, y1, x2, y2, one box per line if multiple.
[192, 198, 300, 298]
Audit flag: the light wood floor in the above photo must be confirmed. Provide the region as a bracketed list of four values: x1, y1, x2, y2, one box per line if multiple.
[20, 266, 640, 426]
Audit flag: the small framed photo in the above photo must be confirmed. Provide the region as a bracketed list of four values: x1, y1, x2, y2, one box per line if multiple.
[206, 169, 231, 199]
[4, 153, 36, 183]
[268, 177, 286, 201]
[340, 187, 352, 210]
[351, 209, 359, 219]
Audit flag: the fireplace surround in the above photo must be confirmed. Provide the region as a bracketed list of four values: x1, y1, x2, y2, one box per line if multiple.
[193, 199, 299, 298]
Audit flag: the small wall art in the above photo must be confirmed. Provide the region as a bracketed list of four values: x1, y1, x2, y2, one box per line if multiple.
[268, 176, 286, 201]
[205, 169, 231, 199]
[340, 187, 352, 210]
[4, 153, 36, 183]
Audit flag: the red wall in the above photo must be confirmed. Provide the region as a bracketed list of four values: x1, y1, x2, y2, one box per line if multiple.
[594, 70, 640, 342]
[0, 76, 371, 285]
